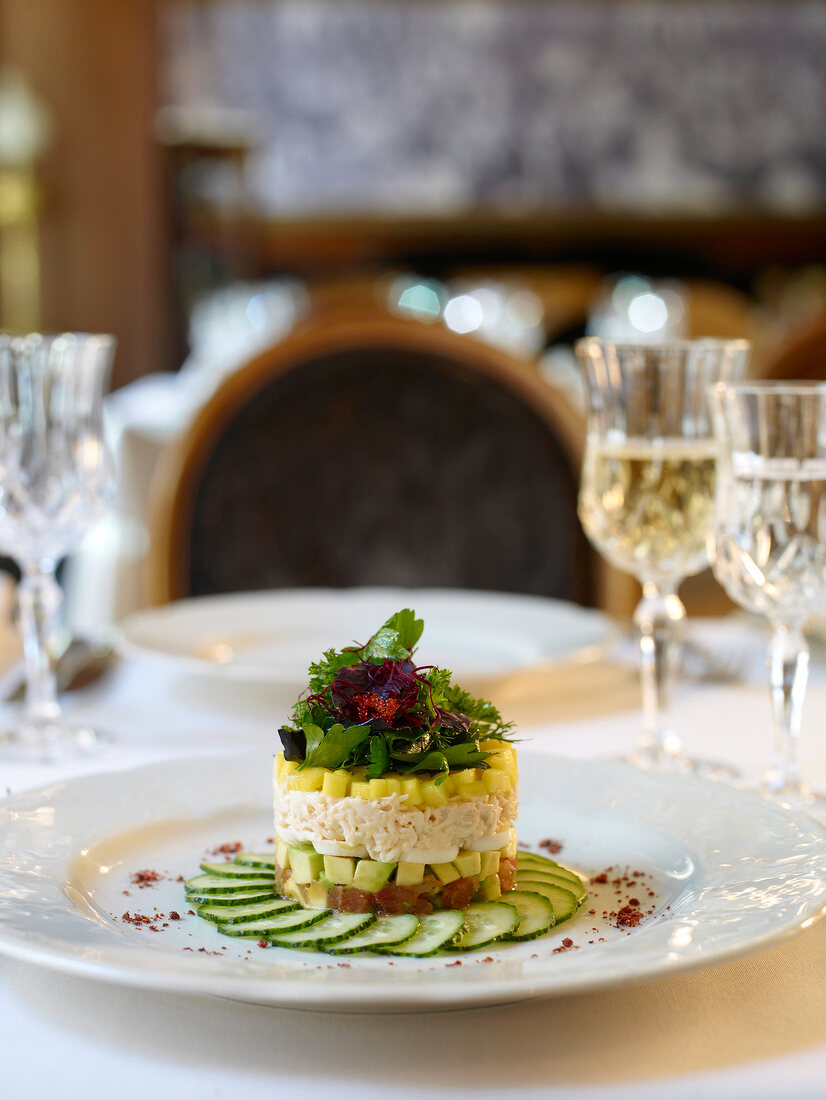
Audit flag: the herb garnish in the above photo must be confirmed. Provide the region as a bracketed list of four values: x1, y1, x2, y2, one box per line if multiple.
[278, 609, 512, 783]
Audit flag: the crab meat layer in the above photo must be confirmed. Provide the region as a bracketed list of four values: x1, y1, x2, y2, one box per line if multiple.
[273, 781, 519, 864]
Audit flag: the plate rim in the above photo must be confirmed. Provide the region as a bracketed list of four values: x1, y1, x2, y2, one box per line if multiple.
[1, 752, 825, 1011]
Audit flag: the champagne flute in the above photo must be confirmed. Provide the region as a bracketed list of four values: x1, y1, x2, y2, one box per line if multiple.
[576, 338, 749, 771]
[709, 381, 826, 818]
[0, 333, 116, 763]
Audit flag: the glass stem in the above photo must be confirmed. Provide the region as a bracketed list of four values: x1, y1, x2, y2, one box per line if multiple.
[766, 623, 808, 795]
[18, 562, 63, 729]
[633, 579, 686, 763]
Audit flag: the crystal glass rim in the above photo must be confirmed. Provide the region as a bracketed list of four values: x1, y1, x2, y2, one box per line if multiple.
[576, 336, 751, 354]
[0, 331, 116, 349]
[710, 380, 826, 398]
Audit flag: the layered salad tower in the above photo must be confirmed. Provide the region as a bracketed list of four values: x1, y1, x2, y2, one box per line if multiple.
[273, 609, 518, 915]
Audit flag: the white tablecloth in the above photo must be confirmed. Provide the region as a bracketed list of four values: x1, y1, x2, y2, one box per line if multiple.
[1, 613, 825, 1100]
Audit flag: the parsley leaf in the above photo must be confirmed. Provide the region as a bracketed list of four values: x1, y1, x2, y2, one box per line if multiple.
[301, 722, 372, 770]
[365, 734, 391, 779]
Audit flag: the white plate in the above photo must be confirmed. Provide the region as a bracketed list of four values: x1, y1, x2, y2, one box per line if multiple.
[1, 752, 824, 1012]
[117, 588, 619, 686]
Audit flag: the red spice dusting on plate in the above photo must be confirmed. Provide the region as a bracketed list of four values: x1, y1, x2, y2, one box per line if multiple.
[130, 869, 162, 888]
[592, 873, 608, 884]
[257, 940, 270, 948]
[169, 911, 181, 920]
[445, 960, 462, 967]
[539, 838, 563, 854]
[211, 842, 243, 856]
[616, 905, 643, 927]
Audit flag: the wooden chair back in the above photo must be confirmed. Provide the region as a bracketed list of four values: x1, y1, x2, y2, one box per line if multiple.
[146, 309, 629, 614]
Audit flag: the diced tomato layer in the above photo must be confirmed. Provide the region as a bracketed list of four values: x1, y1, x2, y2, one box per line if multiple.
[276, 856, 518, 913]
[441, 876, 476, 910]
[499, 858, 517, 892]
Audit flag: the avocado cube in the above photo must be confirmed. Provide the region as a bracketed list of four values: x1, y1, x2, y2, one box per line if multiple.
[432, 862, 460, 885]
[479, 850, 501, 878]
[352, 859, 395, 891]
[281, 876, 303, 903]
[275, 837, 291, 870]
[323, 855, 355, 885]
[395, 861, 425, 886]
[453, 851, 481, 878]
[303, 881, 330, 909]
[480, 873, 502, 900]
[289, 846, 323, 884]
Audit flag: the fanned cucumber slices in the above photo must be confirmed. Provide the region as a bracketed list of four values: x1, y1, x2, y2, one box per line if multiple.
[184, 847, 586, 957]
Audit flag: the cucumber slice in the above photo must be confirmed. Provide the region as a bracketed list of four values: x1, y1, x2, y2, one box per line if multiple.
[184, 873, 275, 895]
[197, 897, 298, 923]
[217, 909, 328, 938]
[503, 890, 556, 941]
[324, 914, 420, 955]
[269, 911, 375, 948]
[516, 870, 587, 903]
[199, 861, 275, 878]
[185, 888, 276, 906]
[517, 879, 579, 923]
[518, 853, 583, 884]
[234, 851, 276, 869]
[453, 901, 519, 951]
[517, 851, 558, 868]
[376, 910, 466, 957]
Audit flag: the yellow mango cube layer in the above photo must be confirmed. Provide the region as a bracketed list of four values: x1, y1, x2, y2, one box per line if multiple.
[384, 776, 402, 797]
[461, 779, 488, 797]
[400, 776, 423, 805]
[322, 769, 350, 798]
[420, 778, 449, 808]
[290, 766, 326, 792]
[438, 774, 456, 797]
[482, 769, 511, 794]
[368, 777, 389, 799]
[284, 759, 301, 777]
[350, 781, 371, 800]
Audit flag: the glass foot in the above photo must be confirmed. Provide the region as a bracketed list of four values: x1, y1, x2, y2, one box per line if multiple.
[624, 741, 739, 781]
[761, 779, 826, 826]
[0, 719, 113, 764]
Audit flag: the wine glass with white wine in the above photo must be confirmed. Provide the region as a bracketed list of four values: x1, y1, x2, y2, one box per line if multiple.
[709, 381, 826, 820]
[576, 338, 749, 772]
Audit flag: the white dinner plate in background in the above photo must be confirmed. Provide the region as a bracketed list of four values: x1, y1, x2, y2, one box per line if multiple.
[116, 588, 619, 686]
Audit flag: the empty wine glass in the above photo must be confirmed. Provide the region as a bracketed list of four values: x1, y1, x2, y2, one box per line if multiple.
[709, 381, 826, 819]
[0, 333, 116, 762]
[576, 338, 749, 772]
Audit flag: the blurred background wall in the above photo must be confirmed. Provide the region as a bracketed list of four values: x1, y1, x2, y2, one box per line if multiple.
[0, 0, 825, 388]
